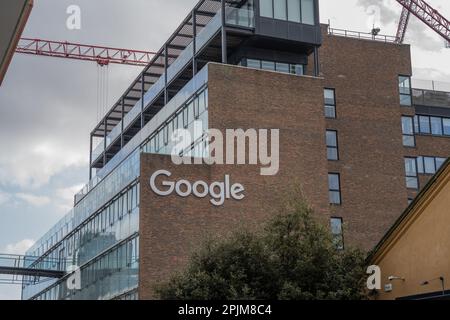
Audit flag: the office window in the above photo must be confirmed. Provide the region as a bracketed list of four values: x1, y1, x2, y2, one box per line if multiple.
[399, 75, 412, 106]
[247, 58, 261, 69]
[291, 64, 304, 75]
[324, 88, 336, 118]
[301, 0, 315, 25]
[430, 117, 443, 135]
[260, 0, 273, 18]
[424, 157, 436, 174]
[401, 116, 415, 147]
[261, 60, 276, 71]
[326, 130, 339, 160]
[260, 0, 315, 24]
[443, 118, 450, 135]
[330, 218, 344, 250]
[287, 0, 301, 22]
[419, 116, 431, 134]
[275, 62, 290, 73]
[328, 173, 341, 205]
[274, 0, 287, 20]
[404, 157, 418, 189]
[417, 156, 447, 175]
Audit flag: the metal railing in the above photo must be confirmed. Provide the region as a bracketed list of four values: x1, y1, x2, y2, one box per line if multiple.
[328, 27, 398, 43]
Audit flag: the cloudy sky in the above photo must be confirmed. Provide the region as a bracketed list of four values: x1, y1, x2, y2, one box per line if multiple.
[0, 0, 449, 300]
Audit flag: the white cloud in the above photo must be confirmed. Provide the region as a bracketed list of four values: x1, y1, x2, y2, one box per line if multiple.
[15, 193, 51, 207]
[0, 141, 86, 189]
[3, 239, 35, 255]
[0, 192, 10, 206]
[55, 184, 84, 212]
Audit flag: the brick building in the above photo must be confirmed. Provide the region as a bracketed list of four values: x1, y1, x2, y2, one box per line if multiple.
[21, 0, 450, 300]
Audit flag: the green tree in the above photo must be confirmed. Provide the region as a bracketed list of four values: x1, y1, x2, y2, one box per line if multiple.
[156, 198, 368, 300]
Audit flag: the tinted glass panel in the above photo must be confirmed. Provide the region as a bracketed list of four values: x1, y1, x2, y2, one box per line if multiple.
[274, 0, 287, 20]
[301, 0, 315, 25]
[431, 117, 443, 135]
[260, 0, 273, 17]
[287, 0, 301, 22]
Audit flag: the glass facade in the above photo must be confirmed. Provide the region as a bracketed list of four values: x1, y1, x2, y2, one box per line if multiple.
[23, 82, 209, 300]
[244, 58, 305, 75]
[260, 0, 315, 25]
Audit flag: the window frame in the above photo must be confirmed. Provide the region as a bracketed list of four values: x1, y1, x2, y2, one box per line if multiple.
[330, 217, 344, 250]
[326, 129, 339, 161]
[328, 173, 342, 205]
[324, 88, 337, 119]
[399, 75, 412, 106]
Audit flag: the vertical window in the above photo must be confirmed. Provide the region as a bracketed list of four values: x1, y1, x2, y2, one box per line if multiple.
[324, 88, 336, 118]
[326, 130, 339, 161]
[328, 173, 341, 205]
[417, 156, 424, 174]
[260, 0, 273, 18]
[330, 218, 344, 250]
[443, 118, 450, 136]
[399, 75, 412, 106]
[404, 157, 418, 189]
[301, 0, 315, 25]
[424, 157, 436, 174]
[274, 0, 287, 20]
[287, 0, 301, 22]
[430, 117, 443, 135]
[436, 158, 447, 170]
[419, 116, 431, 134]
[401, 116, 415, 147]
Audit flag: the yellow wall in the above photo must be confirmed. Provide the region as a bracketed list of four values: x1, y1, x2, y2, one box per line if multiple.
[372, 164, 450, 300]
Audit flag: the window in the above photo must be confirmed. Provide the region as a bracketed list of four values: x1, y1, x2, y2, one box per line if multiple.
[401, 116, 415, 147]
[274, 0, 287, 20]
[324, 88, 336, 118]
[326, 130, 339, 161]
[287, 0, 301, 23]
[261, 60, 275, 71]
[328, 173, 341, 205]
[301, 0, 315, 25]
[430, 117, 443, 135]
[443, 118, 450, 135]
[415, 115, 450, 137]
[424, 156, 436, 174]
[260, 0, 273, 18]
[247, 58, 261, 69]
[417, 156, 448, 175]
[404, 157, 418, 189]
[244, 58, 304, 75]
[419, 116, 431, 134]
[259, 0, 315, 24]
[330, 218, 344, 250]
[399, 75, 412, 106]
[275, 62, 289, 73]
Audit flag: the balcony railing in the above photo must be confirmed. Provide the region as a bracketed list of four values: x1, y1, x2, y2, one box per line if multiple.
[328, 27, 397, 43]
[90, 6, 255, 167]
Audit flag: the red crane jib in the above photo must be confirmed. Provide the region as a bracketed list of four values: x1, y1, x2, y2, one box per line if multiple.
[396, 0, 450, 43]
[16, 38, 156, 66]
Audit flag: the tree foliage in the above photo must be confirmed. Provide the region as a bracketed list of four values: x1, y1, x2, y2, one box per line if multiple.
[156, 199, 368, 300]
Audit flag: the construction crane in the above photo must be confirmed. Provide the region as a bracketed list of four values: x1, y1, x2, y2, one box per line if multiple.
[395, 0, 450, 45]
[16, 37, 156, 66]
